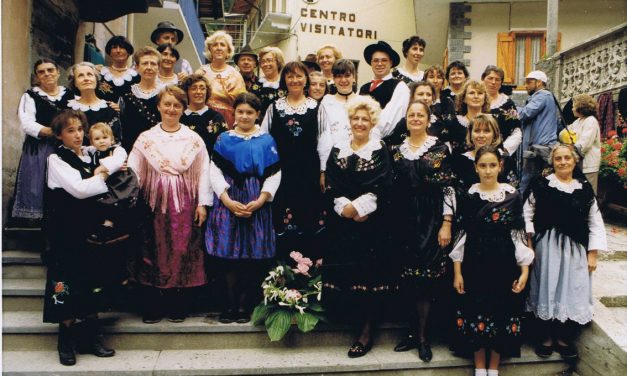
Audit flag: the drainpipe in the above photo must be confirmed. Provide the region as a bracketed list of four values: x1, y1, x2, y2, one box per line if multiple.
[547, 0, 558, 56]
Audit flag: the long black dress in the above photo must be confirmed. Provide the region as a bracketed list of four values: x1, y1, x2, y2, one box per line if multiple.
[43, 146, 125, 322]
[451, 184, 532, 357]
[119, 85, 161, 152]
[323, 138, 393, 297]
[390, 137, 458, 297]
[263, 97, 330, 260]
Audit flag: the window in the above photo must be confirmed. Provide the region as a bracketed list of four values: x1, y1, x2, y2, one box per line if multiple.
[497, 31, 561, 86]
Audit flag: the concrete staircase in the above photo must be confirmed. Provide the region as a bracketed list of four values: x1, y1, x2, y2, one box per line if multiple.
[2, 227, 576, 375]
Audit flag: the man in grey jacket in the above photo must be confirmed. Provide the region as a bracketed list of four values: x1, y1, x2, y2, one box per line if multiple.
[518, 70, 560, 194]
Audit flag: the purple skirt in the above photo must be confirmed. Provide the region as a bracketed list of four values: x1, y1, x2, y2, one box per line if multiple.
[12, 137, 55, 219]
[134, 190, 207, 289]
[206, 175, 275, 259]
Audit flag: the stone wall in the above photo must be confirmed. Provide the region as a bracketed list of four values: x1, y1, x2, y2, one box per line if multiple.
[447, 3, 471, 67]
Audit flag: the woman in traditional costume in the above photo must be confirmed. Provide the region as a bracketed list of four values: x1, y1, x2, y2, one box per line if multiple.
[127, 86, 211, 323]
[97, 36, 138, 103]
[251, 46, 285, 119]
[320, 59, 358, 145]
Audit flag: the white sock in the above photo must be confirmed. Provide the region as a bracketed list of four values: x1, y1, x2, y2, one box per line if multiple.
[475, 369, 487, 376]
[487, 370, 499, 376]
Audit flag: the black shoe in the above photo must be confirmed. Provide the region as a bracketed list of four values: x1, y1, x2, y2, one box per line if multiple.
[87, 225, 129, 245]
[348, 341, 373, 358]
[219, 309, 237, 324]
[417, 341, 432, 362]
[535, 343, 554, 358]
[235, 310, 250, 324]
[76, 319, 115, 358]
[555, 343, 578, 359]
[142, 315, 162, 324]
[167, 314, 186, 323]
[57, 324, 76, 366]
[394, 334, 418, 352]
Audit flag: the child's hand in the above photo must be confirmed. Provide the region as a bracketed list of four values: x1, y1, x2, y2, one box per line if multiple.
[194, 206, 207, 227]
[244, 198, 264, 213]
[512, 273, 528, 293]
[221, 194, 252, 217]
[453, 273, 465, 294]
[341, 203, 358, 218]
[353, 214, 368, 222]
[94, 165, 108, 176]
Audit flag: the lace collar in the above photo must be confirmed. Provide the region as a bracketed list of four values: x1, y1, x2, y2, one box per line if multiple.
[336, 137, 382, 160]
[456, 115, 470, 128]
[462, 151, 475, 161]
[490, 93, 509, 110]
[229, 126, 264, 140]
[259, 76, 280, 89]
[275, 96, 317, 115]
[101, 67, 137, 86]
[157, 74, 179, 86]
[546, 174, 582, 193]
[469, 183, 516, 202]
[184, 106, 209, 116]
[32, 86, 67, 102]
[131, 83, 162, 99]
[399, 136, 438, 160]
[67, 98, 108, 111]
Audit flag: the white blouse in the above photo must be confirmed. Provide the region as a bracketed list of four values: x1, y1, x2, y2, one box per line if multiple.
[449, 183, 534, 266]
[373, 73, 410, 138]
[332, 138, 382, 218]
[47, 147, 108, 199]
[18, 86, 68, 138]
[87, 145, 127, 175]
[522, 174, 607, 251]
[320, 94, 352, 145]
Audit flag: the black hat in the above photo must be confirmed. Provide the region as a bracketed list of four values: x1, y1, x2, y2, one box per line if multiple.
[233, 45, 258, 64]
[302, 53, 321, 72]
[150, 21, 184, 45]
[105, 35, 134, 55]
[363, 41, 400, 68]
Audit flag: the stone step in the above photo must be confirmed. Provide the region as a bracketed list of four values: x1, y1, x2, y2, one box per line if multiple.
[2, 250, 43, 264]
[3, 264, 47, 279]
[2, 346, 568, 376]
[3, 311, 408, 351]
[2, 278, 46, 311]
[3, 227, 44, 252]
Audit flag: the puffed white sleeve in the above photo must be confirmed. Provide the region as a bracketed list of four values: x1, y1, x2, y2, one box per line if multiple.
[449, 233, 466, 262]
[351, 193, 378, 217]
[209, 160, 230, 200]
[47, 154, 108, 199]
[375, 82, 410, 138]
[197, 149, 213, 207]
[443, 186, 456, 216]
[98, 146, 127, 174]
[18, 93, 45, 138]
[523, 193, 536, 234]
[317, 105, 333, 170]
[503, 127, 522, 156]
[587, 200, 607, 251]
[260, 171, 282, 201]
[260, 104, 274, 133]
[512, 231, 534, 265]
[333, 197, 352, 217]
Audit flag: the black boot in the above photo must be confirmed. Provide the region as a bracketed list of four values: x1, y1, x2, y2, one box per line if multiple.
[57, 324, 76, 366]
[76, 319, 115, 357]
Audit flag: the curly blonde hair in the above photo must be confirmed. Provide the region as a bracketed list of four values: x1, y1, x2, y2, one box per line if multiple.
[346, 95, 381, 127]
[466, 114, 502, 149]
[316, 44, 342, 60]
[456, 80, 490, 114]
[203, 30, 234, 61]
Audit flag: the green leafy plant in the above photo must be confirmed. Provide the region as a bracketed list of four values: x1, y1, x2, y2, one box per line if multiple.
[252, 251, 325, 341]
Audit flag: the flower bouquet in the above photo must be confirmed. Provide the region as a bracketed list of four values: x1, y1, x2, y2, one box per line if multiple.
[252, 251, 325, 341]
[600, 133, 627, 189]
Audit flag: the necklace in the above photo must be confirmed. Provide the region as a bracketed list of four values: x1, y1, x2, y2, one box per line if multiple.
[160, 124, 181, 133]
[336, 92, 353, 101]
[138, 85, 157, 94]
[407, 136, 426, 149]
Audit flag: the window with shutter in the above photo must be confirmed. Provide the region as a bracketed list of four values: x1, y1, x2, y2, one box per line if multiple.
[496, 31, 561, 88]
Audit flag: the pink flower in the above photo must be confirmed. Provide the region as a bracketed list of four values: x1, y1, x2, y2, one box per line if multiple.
[299, 257, 313, 267]
[285, 289, 302, 301]
[296, 262, 310, 275]
[315, 258, 323, 267]
[290, 251, 303, 262]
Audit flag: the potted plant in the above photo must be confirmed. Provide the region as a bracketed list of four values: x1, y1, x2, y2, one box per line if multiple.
[598, 132, 627, 207]
[252, 251, 325, 341]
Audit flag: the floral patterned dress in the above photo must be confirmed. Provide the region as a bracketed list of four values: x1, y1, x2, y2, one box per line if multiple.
[97, 67, 139, 103]
[449, 183, 533, 357]
[390, 137, 458, 297]
[250, 77, 284, 120]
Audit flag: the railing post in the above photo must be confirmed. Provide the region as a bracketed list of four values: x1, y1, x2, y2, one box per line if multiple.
[547, 0, 559, 56]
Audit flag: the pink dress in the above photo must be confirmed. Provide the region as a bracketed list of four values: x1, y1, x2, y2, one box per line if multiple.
[127, 124, 212, 288]
[198, 64, 246, 128]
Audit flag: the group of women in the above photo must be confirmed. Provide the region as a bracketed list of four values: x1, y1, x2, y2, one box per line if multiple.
[10, 30, 607, 375]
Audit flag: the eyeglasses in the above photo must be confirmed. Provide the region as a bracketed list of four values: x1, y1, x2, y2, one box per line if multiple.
[372, 58, 390, 64]
[260, 58, 275, 64]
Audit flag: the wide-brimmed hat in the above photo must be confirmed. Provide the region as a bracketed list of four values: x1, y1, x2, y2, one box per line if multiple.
[302, 53, 321, 72]
[233, 45, 258, 64]
[150, 21, 184, 45]
[363, 41, 400, 67]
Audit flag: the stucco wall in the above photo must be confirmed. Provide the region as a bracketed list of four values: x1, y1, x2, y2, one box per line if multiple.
[2, 0, 34, 224]
[466, 0, 627, 80]
[275, 0, 417, 86]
